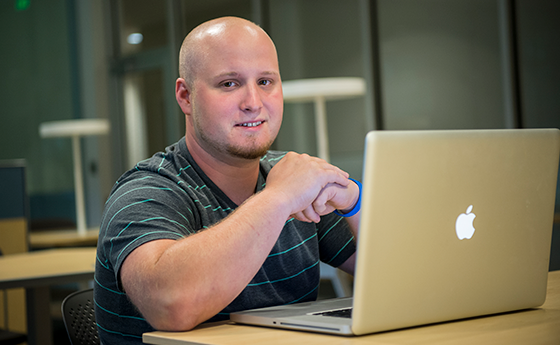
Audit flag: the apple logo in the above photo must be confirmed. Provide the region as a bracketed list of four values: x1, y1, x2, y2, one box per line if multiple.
[455, 205, 476, 240]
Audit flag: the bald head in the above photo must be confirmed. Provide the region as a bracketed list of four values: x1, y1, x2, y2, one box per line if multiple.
[178, 17, 277, 87]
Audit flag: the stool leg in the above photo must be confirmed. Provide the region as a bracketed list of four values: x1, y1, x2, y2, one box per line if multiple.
[314, 96, 330, 162]
[72, 135, 87, 237]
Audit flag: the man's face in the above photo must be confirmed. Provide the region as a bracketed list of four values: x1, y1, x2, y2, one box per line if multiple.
[187, 26, 283, 161]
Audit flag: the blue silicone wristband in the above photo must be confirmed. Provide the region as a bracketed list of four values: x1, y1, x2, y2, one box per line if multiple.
[334, 178, 361, 217]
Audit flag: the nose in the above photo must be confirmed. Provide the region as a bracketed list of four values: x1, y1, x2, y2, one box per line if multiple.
[241, 83, 263, 113]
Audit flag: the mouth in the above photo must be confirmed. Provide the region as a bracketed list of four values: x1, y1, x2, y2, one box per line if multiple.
[236, 121, 264, 128]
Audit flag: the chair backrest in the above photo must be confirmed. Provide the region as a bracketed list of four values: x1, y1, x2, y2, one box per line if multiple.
[61, 289, 99, 345]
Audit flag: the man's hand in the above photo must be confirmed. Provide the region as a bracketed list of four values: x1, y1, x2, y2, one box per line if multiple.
[311, 181, 360, 216]
[265, 152, 354, 223]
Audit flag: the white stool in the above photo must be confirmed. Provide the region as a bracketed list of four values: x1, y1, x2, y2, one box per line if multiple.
[282, 77, 366, 162]
[39, 119, 110, 237]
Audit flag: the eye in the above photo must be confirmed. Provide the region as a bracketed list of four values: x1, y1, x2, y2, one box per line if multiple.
[221, 81, 238, 88]
[258, 79, 272, 86]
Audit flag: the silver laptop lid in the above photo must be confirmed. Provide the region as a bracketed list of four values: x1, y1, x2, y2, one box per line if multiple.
[352, 129, 560, 335]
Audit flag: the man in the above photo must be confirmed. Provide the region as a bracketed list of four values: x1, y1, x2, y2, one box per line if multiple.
[94, 16, 360, 344]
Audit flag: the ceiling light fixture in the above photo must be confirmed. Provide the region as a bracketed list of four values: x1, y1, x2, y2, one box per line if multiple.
[127, 33, 144, 45]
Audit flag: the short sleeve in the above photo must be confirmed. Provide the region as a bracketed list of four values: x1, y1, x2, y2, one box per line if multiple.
[98, 172, 196, 284]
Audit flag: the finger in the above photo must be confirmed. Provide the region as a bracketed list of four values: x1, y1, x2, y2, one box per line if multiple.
[311, 170, 349, 193]
[313, 183, 341, 209]
[312, 198, 336, 216]
[301, 205, 321, 223]
[312, 188, 330, 214]
[313, 159, 350, 182]
[291, 211, 313, 223]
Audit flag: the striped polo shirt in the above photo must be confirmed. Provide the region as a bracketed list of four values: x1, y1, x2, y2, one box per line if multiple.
[94, 137, 356, 344]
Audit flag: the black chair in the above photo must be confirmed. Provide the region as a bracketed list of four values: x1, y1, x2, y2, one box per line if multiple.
[61, 289, 100, 345]
[0, 330, 26, 345]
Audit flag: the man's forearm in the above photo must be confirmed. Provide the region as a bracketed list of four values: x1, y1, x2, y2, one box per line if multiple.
[121, 187, 292, 331]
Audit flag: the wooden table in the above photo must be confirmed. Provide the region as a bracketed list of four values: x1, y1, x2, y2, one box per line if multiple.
[0, 247, 96, 345]
[143, 270, 560, 345]
[29, 228, 99, 249]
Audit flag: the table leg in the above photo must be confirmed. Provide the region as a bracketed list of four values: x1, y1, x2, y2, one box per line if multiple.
[26, 286, 52, 345]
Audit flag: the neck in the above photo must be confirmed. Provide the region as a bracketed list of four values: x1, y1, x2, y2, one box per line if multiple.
[185, 137, 261, 206]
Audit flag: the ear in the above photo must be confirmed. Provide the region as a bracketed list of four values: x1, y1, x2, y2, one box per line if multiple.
[175, 78, 192, 115]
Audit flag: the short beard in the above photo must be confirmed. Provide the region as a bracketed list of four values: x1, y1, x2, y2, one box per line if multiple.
[226, 140, 271, 160]
[197, 126, 272, 160]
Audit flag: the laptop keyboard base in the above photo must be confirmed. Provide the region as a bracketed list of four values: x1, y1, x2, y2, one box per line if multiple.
[312, 308, 352, 318]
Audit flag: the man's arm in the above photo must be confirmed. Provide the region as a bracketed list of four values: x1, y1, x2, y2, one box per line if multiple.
[120, 152, 352, 331]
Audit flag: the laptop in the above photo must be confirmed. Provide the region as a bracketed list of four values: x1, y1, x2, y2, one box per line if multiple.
[231, 128, 560, 336]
